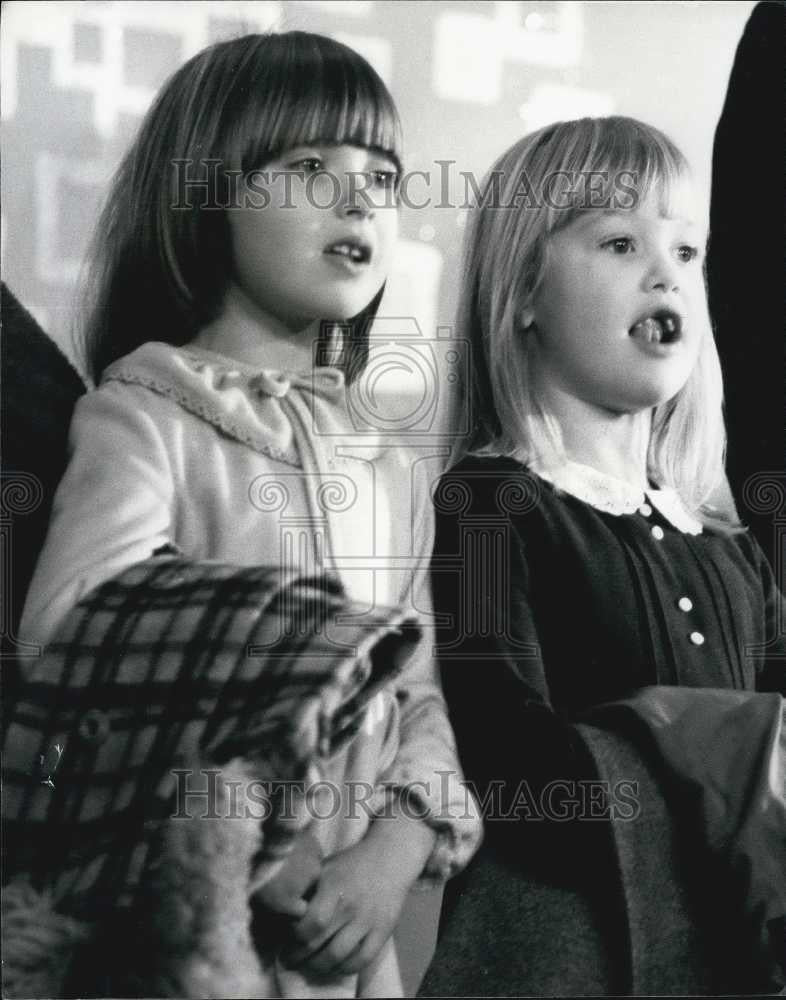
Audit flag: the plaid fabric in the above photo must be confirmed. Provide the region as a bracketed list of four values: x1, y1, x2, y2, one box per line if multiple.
[3, 555, 419, 919]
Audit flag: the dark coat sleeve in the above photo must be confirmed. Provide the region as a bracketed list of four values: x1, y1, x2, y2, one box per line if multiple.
[0, 283, 86, 672]
[707, 1, 786, 567]
[750, 533, 786, 695]
[431, 463, 591, 828]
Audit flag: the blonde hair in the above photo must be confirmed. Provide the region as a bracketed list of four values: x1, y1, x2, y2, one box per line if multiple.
[455, 115, 737, 530]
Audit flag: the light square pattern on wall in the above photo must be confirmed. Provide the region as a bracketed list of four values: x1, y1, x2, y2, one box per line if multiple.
[3, 0, 611, 395]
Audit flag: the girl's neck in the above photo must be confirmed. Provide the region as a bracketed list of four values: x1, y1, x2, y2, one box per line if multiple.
[545, 385, 652, 491]
[192, 284, 324, 374]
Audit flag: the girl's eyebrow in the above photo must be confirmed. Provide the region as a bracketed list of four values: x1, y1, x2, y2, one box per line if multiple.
[339, 142, 403, 172]
[276, 142, 402, 174]
[364, 144, 401, 167]
[272, 144, 322, 161]
[569, 210, 626, 232]
[576, 209, 699, 229]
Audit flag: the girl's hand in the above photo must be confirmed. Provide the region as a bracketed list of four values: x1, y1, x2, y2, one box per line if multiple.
[281, 805, 436, 980]
[252, 828, 323, 919]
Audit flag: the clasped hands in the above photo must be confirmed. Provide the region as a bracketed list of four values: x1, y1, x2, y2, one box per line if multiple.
[252, 809, 436, 981]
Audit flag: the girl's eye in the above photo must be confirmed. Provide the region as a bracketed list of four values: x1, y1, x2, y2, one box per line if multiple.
[676, 244, 699, 263]
[370, 169, 400, 190]
[603, 237, 634, 254]
[291, 157, 323, 174]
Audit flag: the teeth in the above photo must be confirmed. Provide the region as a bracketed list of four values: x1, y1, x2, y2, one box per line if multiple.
[328, 243, 366, 262]
[630, 317, 663, 344]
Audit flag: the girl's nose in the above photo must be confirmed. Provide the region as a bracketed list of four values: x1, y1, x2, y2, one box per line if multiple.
[337, 175, 375, 220]
[647, 253, 680, 293]
[341, 202, 373, 219]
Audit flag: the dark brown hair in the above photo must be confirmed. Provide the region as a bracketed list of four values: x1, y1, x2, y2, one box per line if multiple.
[82, 31, 402, 383]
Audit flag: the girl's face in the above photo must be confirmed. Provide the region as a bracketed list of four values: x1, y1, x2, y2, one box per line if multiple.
[226, 143, 400, 331]
[527, 182, 707, 415]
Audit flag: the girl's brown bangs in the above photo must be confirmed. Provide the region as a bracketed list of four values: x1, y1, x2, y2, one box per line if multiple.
[239, 56, 402, 172]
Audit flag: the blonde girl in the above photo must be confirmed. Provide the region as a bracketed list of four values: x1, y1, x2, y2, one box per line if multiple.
[429, 116, 785, 993]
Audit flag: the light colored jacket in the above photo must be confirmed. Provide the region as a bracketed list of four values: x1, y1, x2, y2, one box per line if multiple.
[18, 340, 482, 997]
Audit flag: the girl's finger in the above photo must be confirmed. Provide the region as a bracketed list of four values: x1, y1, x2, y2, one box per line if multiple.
[283, 892, 351, 964]
[291, 892, 335, 938]
[268, 895, 309, 920]
[295, 923, 369, 979]
[280, 922, 341, 972]
[327, 929, 381, 977]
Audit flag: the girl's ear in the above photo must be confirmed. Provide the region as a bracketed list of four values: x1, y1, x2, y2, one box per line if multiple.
[520, 299, 536, 332]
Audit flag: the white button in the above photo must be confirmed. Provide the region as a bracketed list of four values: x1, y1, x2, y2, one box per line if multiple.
[689, 631, 705, 646]
[638, 503, 652, 517]
[651, 525, 664, 540]
[678, 596, 693, 612]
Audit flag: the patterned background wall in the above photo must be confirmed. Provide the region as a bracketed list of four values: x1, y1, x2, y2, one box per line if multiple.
[2, 0, 755, 387]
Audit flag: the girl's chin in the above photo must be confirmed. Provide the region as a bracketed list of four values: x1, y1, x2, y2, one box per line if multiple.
[614, 384, 689, 414]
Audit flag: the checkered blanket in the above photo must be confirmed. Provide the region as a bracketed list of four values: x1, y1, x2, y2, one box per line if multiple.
[3, 554, 419, 920]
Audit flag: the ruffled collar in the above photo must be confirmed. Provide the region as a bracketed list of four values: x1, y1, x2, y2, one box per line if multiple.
[102, 341, 349, 467]
[182, 343, 346, 399]
[533, 459, 703, 535]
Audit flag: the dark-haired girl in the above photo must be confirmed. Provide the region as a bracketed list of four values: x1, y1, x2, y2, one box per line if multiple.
[19, 32, 481, 997]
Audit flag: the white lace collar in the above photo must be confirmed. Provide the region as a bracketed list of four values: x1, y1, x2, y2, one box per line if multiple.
[533, 460, 703, 535]
[182, 343, 345, 394]
[102, 341, 349, 468]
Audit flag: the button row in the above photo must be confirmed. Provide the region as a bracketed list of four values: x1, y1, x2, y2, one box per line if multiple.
[676, 595, 703, 643]
[644, 513, 705, 647]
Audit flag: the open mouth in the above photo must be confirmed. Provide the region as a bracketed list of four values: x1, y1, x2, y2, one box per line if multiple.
[629, 310, 683, 346]
[324, 239, 372, 265]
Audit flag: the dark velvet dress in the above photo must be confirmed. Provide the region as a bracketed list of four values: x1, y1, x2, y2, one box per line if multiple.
[421, 455, 786, 996]
[433, 456, 783, 727]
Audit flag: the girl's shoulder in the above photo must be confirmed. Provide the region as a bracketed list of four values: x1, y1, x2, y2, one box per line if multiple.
[100, 340, 194, 390]
[68, 345, 188, 441]
[709, 517, 775, 580]
[446, 452, 527, 477]
[435, 453, 545, 520]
